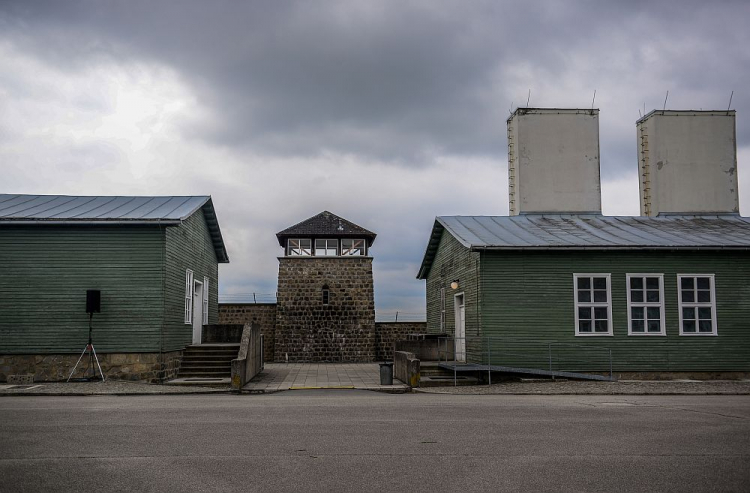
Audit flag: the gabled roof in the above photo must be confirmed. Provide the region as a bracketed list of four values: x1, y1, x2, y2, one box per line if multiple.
[0, 194, 229, 263]
[417, 214, 750, 279]
[276, 211, 376, 247]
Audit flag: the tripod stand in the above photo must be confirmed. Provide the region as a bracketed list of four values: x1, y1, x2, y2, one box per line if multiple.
[67, 313, 105, 382]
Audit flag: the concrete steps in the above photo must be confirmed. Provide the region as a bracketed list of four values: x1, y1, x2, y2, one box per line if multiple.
[419, 361, 480, 387]
[177, 344, 239, 379]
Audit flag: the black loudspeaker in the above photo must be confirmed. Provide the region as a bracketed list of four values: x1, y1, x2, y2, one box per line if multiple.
[86, 290, 101, 314]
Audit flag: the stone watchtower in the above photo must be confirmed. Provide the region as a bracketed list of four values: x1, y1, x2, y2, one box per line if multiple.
[274, 211, 376, 362]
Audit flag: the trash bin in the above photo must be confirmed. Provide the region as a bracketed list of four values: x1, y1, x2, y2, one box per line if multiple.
[379, 362, 394, 385]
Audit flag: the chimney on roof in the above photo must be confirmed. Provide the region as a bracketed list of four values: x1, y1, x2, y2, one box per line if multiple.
[507, 108, 602, 215]
[636, 110, 739, 216]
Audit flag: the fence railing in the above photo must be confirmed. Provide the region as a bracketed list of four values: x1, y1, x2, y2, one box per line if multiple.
[375, 312, 426, 323]
[437, 335, 613, 385]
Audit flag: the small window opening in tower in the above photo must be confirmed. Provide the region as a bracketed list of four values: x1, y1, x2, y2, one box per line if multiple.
[322, 286, 330, 305]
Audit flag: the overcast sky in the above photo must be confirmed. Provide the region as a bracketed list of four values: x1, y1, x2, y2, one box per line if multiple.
[2, 1, 749, 319]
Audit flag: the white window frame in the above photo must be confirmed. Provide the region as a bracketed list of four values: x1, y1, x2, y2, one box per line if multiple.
[573, 274, 613, 336]
[315, 238, 338, 256]
[439, 286, 446, 333]
[678, 274, 717, 336]
[184, 269, 194, 324]
[202, 276, 209, 325]
[341, 238, 366, 256]
[626, 274, 666, 336]
[287, 238, 312, 256]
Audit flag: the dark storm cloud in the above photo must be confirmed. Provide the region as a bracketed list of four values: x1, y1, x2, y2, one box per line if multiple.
[3, 0, 750, 313]
[12, 0, 750, 168]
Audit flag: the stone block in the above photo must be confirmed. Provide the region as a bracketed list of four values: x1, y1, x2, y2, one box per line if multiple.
[8, 374, 34, 384]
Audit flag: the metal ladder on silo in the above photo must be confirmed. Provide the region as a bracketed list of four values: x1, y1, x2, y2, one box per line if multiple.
[639, 125, 652, 216]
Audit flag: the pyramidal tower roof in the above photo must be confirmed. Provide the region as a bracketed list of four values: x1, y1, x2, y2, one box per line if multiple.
[276, 211, 376, 246]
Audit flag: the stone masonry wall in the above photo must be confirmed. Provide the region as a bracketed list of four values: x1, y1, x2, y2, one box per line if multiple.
[276, 257, 375, 362]
[375, 322, 427, 361]
[219, 304, 276, 362]
[0, 350, 183, 383]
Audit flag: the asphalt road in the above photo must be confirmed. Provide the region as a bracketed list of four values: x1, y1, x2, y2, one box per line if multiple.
[1, 391, 749, 492]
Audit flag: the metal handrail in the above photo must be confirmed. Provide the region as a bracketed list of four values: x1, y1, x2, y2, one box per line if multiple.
[435, 335, 614, 385]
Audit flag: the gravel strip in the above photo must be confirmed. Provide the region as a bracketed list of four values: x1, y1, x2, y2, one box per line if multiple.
[414, 380, 750, 395]
[0, 380, 230, 396]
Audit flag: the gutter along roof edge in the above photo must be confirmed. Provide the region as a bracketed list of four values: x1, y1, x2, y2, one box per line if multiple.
[470, 245, 750, 251]
[0, 219, 183, 225]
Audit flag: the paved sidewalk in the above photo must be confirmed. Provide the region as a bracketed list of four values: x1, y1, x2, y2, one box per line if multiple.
[415, 379, 750, 395]
[242, 363, 410, 393]
[0, 380, 229, 396]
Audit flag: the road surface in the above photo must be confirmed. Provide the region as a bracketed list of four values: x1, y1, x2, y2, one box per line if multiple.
[1, 391, 749, 492]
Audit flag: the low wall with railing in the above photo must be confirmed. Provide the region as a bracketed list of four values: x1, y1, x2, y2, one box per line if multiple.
[375, 322, 426, 361]
[219, 303, 276, 362]
[230, 323, 263, 392]
[203, 324, 245, 343]
[395, 334, 451, 361]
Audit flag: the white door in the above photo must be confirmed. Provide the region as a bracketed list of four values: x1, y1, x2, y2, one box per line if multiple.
[454, 293, 466, 362]
[192, 281, 203, 344]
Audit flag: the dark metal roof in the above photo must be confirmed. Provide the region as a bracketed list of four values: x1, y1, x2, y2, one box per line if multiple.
[276, 211, 376, 247]
[417, 214, 750, 279]
[0, 194, 229, 263]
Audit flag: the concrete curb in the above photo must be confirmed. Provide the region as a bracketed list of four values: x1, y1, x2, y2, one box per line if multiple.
[0, 390, 232, 397]
[412, 388, 750, 396]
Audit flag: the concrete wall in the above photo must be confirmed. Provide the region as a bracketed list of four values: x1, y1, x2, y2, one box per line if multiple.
[219, 304, 276, 362]
[375, 322, 426, 361]
[637, 110, 738, 216]
[275, 257, 375, 362]
[507, 108, 601, 215]
[231, 323, 263, 392]
[394, 351, 420, 388]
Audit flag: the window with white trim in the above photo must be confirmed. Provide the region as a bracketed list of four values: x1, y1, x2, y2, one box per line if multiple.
[678, 275, 717, 335]
[574, 274, 612, 336]
[341, 238, 366, 256]
[627, 274, 665, 335]
[315, 239, 338, 256]
[288, 239, 312, 256]
[202, 276, 209, 325]
[184, 269, 194, 324]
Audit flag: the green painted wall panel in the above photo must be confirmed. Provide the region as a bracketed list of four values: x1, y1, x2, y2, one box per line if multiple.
[0, 226, 165, 353]
[479, 250, 750, 372]
[163, 209, 219, 351]
[1, 209, 221, 355]
[425, 231, 481, 341]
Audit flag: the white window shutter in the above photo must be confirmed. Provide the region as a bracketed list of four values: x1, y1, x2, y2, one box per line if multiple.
[185, 269, 194, 324]
[202, 276, 209, 325]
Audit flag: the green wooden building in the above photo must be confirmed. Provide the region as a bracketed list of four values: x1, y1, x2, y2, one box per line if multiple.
[0, 194, 229, 382]
[417, 214, 750, 377]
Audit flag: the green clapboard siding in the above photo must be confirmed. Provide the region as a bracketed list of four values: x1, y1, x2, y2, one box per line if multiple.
[163, 208, 219, 351]
[478, 250, 750, 372]
[1, 208, 221, 355]
[425, 231, 481, 342]
[0, 225, 165, 353]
